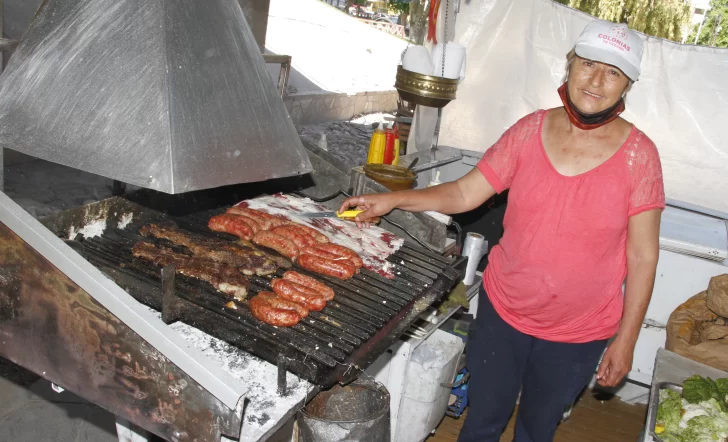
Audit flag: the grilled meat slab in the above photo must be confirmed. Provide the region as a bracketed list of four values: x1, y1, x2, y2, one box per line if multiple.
[131, 241, 249, 301]
[139, 224, 277, 276]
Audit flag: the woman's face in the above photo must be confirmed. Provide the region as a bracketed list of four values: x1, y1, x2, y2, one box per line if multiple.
[567, 56, 630, 114]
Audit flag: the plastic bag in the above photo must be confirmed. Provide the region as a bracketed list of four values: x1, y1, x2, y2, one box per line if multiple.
[666, 290, 728, 371]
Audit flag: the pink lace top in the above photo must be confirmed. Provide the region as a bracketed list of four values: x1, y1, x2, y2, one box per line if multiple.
[477, 110, 665, 343]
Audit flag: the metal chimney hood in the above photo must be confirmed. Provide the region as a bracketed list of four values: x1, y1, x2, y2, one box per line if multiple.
[0, 0, 312, 194]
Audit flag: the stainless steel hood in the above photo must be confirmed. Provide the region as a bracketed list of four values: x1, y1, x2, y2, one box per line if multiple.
[0, 0, 312, 194]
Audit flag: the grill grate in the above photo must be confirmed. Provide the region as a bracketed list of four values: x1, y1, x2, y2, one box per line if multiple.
[78, 208, 464, 387]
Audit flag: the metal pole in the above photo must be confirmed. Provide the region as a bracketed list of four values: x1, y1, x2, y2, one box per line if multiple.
[695, 9, 710, 44]
[431, 107, 442, 151]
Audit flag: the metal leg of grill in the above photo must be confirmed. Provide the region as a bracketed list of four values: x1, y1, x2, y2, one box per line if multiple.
[278, 355, 290, 396]
[161, 264, 183, 324]
[115, 417, 149, 442]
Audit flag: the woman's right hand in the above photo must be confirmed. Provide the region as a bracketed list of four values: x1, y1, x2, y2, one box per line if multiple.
[339, 193, 399, 225]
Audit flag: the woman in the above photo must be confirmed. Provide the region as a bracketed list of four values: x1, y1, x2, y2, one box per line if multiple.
[340, 20, 664, 442]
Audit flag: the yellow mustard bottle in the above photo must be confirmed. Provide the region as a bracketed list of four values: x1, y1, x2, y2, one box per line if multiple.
[367, 123, 386, 164]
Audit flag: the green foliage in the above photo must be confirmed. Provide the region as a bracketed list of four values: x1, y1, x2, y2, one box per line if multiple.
[565, 0, 691, 42]
[687, 0, 728, 47]
[388, 0, 410, 15]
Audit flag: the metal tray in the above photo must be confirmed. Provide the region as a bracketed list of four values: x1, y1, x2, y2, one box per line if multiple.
[647, 382, 683, 442]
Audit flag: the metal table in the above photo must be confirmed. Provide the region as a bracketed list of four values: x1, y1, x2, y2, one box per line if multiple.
[642, 348, 728, 442]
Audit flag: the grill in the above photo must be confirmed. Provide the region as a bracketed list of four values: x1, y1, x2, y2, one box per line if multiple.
[46, 196, 464, 389]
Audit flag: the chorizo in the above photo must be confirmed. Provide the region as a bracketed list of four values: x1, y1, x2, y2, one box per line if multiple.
[289, 223, 329, 243]
[246, 293, 301, 327]
[253, 231, 299, 260]
[297, 254, 356, 280]
[257, 291, 309, 318]
[272, 225, 317, 249]
[208, 214, 254, 240]
[283, 271, 335, 301]
[226, 207, 274, 230]
[271, 278, 326, 311]
[229, 213, 260, 233]
[313, 243, 364, 269]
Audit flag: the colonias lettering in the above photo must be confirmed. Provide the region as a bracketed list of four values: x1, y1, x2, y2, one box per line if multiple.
[598, 33, 631, 51]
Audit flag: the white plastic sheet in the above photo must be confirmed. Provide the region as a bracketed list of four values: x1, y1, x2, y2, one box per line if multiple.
[439, 0, 728, 213]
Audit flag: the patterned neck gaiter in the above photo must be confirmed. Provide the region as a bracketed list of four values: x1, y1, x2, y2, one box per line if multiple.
[558, 83, 625, 130]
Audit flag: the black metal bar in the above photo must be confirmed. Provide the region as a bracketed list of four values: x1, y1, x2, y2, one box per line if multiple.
[161, 264, 179, 324]
[277, 355, 288, 395]
[392, 250, 445, 274]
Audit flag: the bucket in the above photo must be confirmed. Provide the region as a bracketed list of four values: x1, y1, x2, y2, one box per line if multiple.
[297, 380, 391, 442]
[363, 164, 416, 192]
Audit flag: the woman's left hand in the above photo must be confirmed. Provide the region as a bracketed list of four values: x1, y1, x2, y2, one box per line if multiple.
[595, 337, 635, 387]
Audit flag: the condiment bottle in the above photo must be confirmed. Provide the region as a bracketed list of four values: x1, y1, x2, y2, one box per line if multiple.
[367, 123, 386, 164]
[392, 139, 400, 166]
[383, 124, 396, 165]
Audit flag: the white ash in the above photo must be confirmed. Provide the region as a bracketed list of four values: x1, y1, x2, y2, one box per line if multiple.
[68, 218, 106, 240]
[117, 212, 134, 229]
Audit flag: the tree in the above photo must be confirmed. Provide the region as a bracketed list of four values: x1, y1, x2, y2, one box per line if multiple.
[562, 0, 691, 42]
[388, 0, 410, 27]
[688, 0, 728, 47]
[409, 0, 430, 44]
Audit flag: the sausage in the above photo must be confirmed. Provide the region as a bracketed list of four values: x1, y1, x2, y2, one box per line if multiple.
[289, 223, 329, 244]
[271, 225, 317, 249]
[226, 207, 274, 230]
[314, 243, 364, 269]
[208, 214, 255, 240]
[297, 254, 356, 280]
[271, 278, 326, 311]
[229, 213, 260, 233]
[253, 231, 299, 260]
[246, 293, 301, 327]
[300, 246, 344, 261]
[283, 271, 335, 301]
[247, 208, 288, 229]
[258, 291, 309, 318]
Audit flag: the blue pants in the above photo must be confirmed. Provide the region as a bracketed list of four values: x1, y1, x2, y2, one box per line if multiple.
[458, 286, 608, 442]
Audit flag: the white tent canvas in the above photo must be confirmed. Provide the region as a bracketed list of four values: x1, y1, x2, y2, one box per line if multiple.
[438, 0, 728, 214]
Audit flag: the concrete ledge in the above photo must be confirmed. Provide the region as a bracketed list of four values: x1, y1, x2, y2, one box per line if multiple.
[285, 90, 398, 125]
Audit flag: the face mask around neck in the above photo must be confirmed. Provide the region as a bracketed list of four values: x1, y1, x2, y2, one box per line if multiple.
[558, 83, 625, 130]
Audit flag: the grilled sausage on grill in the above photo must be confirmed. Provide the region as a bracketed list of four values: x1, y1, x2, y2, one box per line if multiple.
[227, 207, 288, 229]
[313, 243, 364, 269]
[288, 223, 329, 244]
[283, 271, 335, 301]
[271, 278, 326, 311]
[271, 225, 317, 249]
[253, 230, 299, 260]
[246, 292, 303, 327]
[297, 254, 356, 280]
[208, 214, 255, 240]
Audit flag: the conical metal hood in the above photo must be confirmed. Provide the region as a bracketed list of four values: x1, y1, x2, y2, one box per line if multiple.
[0, 0, 312, 194]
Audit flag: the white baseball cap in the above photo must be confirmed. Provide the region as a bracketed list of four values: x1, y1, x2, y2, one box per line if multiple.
[573, 20, 644, 82]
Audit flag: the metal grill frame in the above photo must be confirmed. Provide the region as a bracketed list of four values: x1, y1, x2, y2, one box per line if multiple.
[41, 196, 465, 388]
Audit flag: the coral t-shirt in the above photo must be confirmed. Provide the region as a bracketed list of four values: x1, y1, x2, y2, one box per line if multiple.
[477, 110, 665, 343]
